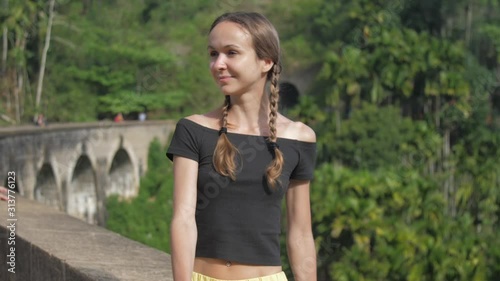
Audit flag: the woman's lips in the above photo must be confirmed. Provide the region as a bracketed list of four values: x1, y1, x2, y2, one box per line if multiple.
[218, 75, 232, 82]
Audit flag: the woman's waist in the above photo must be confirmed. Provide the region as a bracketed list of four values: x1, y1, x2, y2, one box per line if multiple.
[194, 257, 282, 280]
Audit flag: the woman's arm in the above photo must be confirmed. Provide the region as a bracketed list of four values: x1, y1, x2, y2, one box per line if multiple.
[286, 179, 317, 281]
[286, 121, 317, 280]
[170, 156, 198, 281]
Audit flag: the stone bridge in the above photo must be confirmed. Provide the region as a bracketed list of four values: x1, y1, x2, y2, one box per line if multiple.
[0, 120, 175, 225]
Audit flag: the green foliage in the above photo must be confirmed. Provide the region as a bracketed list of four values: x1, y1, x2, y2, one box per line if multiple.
[277, 1, 500, 279]
[97, 90, 186, 115]
[53, 21, 187, 117]
[106, 138, 174, 253]
[479, 24, 500, 63]
[320, 104, 418, 169]
[1, 0, 224, 122]
[311, 164, 493, 281]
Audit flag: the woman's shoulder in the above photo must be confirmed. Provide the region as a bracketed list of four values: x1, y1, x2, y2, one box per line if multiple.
[278, 115, 316, 143]
[181, 111, 221, 131]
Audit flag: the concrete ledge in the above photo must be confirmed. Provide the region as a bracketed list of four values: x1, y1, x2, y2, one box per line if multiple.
[0, 197, 173, 281]
[0, 120, 177, 138]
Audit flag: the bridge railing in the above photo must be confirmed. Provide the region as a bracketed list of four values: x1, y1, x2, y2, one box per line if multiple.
[0, 197, 173, 281]
[0, 120, 175, 137]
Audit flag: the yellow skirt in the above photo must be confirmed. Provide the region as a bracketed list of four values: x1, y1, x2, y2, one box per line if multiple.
[192, 271, 288, 281]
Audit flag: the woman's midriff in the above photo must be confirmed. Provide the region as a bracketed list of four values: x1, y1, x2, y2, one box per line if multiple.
[194, 257, 283, 280]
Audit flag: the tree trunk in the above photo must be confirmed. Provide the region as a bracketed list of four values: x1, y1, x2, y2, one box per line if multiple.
[443, 128, 456, 217]
[13, 29, 28, 124]
[442, 128, 449, 214]
[2, 26, 8, 115]
[35, 0, 56, 111]
[1, 27, 6, 75]
[335, 106, 341, 135]
[434, 95, 441, 173]
[1, 0, 7, 74]
[1, 0, 8, 118]
[15, 69, 23, 123]
[435, 95, 440, 129]
[465, 2, 473, 47]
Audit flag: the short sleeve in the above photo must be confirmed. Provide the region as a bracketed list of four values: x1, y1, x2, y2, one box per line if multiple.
[290, 142, 317, 180]
[166, 119, 201, 162]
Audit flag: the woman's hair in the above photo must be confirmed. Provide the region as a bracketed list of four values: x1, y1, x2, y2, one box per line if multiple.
[210, 12, 284, 189]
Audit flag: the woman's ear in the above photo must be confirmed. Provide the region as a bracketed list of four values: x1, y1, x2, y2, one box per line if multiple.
[261, 58, 274, 74]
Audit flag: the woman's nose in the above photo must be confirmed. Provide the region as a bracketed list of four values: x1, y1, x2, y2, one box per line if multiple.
[213, 54, 227, 70]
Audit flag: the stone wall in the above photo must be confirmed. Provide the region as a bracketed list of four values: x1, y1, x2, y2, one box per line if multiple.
[0, 197, 173, 281]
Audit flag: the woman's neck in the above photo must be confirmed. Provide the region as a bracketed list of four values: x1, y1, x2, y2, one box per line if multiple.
[226, 92, 272, 132]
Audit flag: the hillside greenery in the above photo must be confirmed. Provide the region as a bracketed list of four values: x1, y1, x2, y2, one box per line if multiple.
[2, 0, 500, 280]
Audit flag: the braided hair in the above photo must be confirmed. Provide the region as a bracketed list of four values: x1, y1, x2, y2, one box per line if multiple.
[210, 12, 284, 188]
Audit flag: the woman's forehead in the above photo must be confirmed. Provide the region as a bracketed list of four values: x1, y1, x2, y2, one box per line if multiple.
[208, 21, 252, 48]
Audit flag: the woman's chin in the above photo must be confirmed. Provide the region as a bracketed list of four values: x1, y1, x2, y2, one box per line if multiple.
[219, 86, 235, 95]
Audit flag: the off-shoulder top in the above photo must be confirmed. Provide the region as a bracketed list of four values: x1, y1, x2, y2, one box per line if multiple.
[166, 118, 316, 265]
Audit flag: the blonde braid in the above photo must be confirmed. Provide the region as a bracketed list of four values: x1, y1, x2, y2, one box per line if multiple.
[266, 64, 284, 189]
[222, 95, 230, 128]
[213, 95, 238, 181]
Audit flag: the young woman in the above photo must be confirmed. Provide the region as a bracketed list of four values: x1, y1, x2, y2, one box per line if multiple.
[167, 12, 317, 281]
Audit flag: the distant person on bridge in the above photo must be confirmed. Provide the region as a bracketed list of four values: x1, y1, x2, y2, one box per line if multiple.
[114, 112, 124, 122]
[166, 12, 317, 281]
[35, 113, 47, 127]
[138, 112, 147, 121]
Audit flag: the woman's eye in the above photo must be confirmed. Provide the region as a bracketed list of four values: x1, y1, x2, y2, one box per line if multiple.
[209, 51, 218, 57]
[228, 50, 237, 55]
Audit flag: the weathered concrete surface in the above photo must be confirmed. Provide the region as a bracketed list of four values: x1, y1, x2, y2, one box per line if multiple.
[0, 197, 173, 281]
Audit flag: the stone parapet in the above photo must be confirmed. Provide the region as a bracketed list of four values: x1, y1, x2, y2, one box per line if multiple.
[0, 197, 173, 281]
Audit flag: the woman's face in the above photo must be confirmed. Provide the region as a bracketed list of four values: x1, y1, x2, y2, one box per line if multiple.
[208, 21, 272, 96]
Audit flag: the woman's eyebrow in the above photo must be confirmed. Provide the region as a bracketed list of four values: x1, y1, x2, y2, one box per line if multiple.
[207, 44, 242, 50]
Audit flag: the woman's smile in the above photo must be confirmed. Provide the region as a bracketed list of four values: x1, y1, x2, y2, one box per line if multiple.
[218, 75, 233, 83]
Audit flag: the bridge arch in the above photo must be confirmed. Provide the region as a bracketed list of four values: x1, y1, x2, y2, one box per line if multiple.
[104, 135, 139, 198]
[108, 148, 136, 198]
[67, 155, 98, 224]
[34, 163, 59, 209]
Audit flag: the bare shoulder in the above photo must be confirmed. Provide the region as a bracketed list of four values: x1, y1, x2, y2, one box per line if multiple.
[183, 110, 221, 130]
[278, 115, 316, 143]
[184, 114, 205, 124]
[292, 121, 316, 143]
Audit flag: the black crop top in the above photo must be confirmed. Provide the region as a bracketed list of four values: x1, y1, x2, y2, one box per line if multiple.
[166, 118, 316, 265]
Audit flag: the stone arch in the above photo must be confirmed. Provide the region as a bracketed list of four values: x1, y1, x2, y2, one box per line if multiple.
[108, 148, 135, 198]
[279, 82, 300, 112]
[67, 155, 98, 224]
[34, 164, 59, 209]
